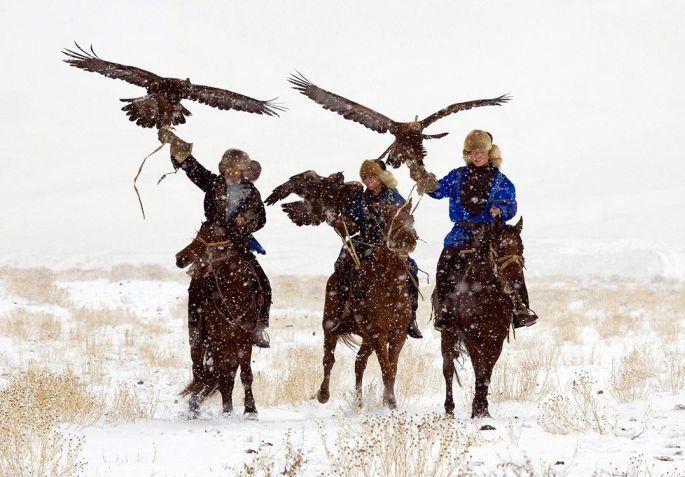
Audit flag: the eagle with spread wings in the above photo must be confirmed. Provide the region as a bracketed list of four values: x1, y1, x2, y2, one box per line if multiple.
[264, 170, 363, 226]
[63, 43, 285, 129]
[288, 72, 510, 193]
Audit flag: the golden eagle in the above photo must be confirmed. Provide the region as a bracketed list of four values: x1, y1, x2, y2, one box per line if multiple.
[63, 43, 285, 128]
[265, 170, 363, 226]
[288, 72, 510, 193]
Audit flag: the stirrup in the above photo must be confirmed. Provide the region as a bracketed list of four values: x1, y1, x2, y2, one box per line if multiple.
[253, 329, 270, 348]
[513, 309, 538, 328]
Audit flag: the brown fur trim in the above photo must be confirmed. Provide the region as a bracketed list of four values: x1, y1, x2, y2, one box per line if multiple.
[462, 130, 503, 169]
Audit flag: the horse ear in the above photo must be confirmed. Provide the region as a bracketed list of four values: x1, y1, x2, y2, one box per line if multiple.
[515, 217, 523, 233]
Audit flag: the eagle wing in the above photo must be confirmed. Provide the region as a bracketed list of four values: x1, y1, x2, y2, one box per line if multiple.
[185, 84, 285, 116]
[420, 94, 511, 128]
[62, 43, 160, 89]
[265, 170, 363, 226]
[288, 73, 396, 134]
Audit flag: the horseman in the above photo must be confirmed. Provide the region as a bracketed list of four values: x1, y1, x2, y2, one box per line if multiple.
[158, 128, 272, 359]
[428, 130, 538, 330]
[327, 159, 423, 339]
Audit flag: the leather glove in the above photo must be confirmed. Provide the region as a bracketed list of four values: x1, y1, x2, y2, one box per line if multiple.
[157, 126, 193, 163]
[170, 138, 193, 163]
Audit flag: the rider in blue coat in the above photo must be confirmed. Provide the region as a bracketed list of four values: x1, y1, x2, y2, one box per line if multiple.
[428, 130, 537, 330]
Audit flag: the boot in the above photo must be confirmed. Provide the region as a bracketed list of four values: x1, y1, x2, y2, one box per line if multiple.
[252, 322, 270, 348]
[407, 318, 423, 339]
[513, 307, 538, 328]
[406, 268, 422, 338]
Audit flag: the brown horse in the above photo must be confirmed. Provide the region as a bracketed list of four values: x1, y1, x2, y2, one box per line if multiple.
[176, 223, 265, 419]
[440, 218, 524, 418]
[317, 200, 418, 409]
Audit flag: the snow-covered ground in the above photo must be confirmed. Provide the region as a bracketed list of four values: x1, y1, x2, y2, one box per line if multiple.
[0, 268, 683, 476]
[2, 1, 685, 475]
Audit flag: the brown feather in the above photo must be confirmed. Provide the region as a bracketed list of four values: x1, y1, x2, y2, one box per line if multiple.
[288, 73, 396, 134]
[63, 42, 284, 128]
[419, 94, 511, 128]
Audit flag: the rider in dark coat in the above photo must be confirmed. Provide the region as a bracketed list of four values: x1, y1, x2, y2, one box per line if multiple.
[329, 159, 422, 339]
[428, 130, 537, 330]
[159, 129, 272, 356]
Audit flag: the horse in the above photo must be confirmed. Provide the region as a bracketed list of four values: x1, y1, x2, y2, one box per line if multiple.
[176, 223, 265, 419]
[316, 200, 418, 409]
[440, 218, 525, 418]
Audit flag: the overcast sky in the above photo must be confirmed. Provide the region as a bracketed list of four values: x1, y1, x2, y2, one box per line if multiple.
[1, 1, 683, 276]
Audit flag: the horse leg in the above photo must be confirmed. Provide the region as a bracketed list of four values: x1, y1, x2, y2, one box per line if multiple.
[385, 334, 406, 410]
[371, 336, 396, 409]
[214, 344, 239, 416]
[441, 331, 456, 416]
[466, 331, 505, 418]
[317, 331, 338, 403]
[186, 283, 214, 418]
[238, 342, 258, 419]
[353, 341, 374, 409]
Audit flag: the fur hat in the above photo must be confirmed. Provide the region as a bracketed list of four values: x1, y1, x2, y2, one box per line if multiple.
[219, 149, 261, 181]
[463, 130, 502, 168]
[359, 159, 397, 189]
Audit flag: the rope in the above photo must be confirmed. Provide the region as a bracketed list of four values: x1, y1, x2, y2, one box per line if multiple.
[133, 142, 166, 219]
[340, 218, 362, 268]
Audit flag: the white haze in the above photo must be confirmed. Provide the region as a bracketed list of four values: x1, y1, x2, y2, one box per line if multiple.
[1, 0, 684, 278]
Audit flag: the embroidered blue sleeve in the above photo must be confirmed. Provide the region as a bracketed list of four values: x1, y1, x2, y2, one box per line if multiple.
[428, 170, 456, 200]
[492, 175, 517, 221]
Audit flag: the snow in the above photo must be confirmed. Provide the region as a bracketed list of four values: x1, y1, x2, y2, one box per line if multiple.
[1, 0, 685, 475]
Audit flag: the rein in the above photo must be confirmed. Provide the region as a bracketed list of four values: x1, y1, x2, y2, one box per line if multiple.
[495, 253, 525, 273]
[191, 236, 262, 331]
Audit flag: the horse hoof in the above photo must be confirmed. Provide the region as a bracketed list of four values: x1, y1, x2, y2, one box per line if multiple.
[317, 390, 330, 404]
[479, 424, 496, 431]
[244, 411, 259, 421]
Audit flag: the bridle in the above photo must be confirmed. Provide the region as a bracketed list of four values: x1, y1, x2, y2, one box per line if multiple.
[193, 236, 263, 331]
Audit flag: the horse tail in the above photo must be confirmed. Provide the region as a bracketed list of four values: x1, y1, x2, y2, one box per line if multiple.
[180, 377, 219, 398]
[337, 333, 360, 349]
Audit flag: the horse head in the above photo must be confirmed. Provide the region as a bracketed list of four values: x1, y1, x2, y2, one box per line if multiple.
[175, 224, 230, 269]
[490, 217, 525, 279]
[382, 199, 418, 257]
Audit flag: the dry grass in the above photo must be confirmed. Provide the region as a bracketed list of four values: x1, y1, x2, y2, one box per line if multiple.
[658, 346, 685, 393]
[253, 346, 331, 406]
[54, 263, 179, 282]
[609, 347, 655, 402]
[490, 357, 556, 403]
[138, 343, 184, 369]
[538, 371, 616, 435]
[0, 368, 101, 476]
[105, 383, 157, 422]
[319, 413, 479, 477]
[70, 306, 138, 329]
[0, 267, 71, 306]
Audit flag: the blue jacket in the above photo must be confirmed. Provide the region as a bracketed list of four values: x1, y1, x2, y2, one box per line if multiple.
[341, 187, 418, 274]
[428, 166, 517, 247]
[345, 187, 405, 246]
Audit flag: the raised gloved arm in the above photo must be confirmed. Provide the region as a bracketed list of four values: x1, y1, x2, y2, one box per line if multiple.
[158, 126, 193, 163]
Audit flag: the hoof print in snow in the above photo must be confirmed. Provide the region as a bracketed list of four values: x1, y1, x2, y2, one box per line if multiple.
[655, 455, 673, 462]
[479, 424, 496, 431]
[244, 412, 259, 421]
[555, 461, 565, 466]
[673, 404, 685, 411]
[245, 449, 257, 454]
